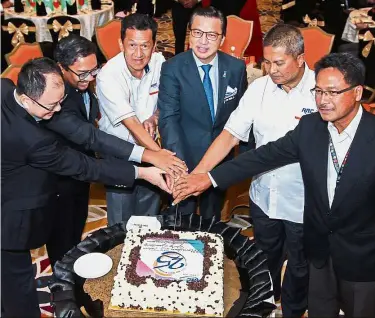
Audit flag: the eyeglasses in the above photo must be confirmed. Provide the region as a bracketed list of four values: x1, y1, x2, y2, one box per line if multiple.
[310, 85, 357, 98]
[190, 29, 222, 41]
[25, 93, 67, 111]
[67, 66, 101, 81]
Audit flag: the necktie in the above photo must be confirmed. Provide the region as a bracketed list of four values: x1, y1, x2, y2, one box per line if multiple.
[81, 91, 90, 120]
[201, 64, 215, 122]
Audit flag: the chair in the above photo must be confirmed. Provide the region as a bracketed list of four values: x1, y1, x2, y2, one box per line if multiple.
[1, 64, 22, 84]
[46, 16, 81, 44]
[299, 26, 335, 69]
[95, 19, 122, 61]
[5, 42, 43, 66]
[220, 16, 253, 58]
[1, 18, 37, 71]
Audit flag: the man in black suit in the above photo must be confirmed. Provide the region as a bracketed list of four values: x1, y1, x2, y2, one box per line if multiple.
[158, 6, 247, 220]
[173, 53, 375, 317]
[1, 58, 170, 318]
[40, 35, 186, 267]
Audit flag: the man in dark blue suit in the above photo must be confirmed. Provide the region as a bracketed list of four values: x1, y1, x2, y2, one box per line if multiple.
[158, 6, 247, 219]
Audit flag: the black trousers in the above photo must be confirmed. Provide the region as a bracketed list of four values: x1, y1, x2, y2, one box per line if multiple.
[309, 258, 375, 318]
[178, 187, 224, 220]
[1, 249, 41, 318]
[171, 2, 198, 55]
[250, 200, 308, 318]
[46, 179, 90, 268]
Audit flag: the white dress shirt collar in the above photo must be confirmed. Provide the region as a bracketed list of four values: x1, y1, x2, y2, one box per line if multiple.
[192, 51, 218, 69]
[13, 89, 42, 122]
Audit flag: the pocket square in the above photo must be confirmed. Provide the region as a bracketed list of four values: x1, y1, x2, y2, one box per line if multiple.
[225, 86, 237, 98]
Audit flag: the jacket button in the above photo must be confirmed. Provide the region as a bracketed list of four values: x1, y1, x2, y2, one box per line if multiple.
[329, 230, 333, 234]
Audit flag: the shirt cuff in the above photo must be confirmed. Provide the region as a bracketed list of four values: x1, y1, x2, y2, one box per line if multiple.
[207, 172, 217, 188]
[134, 165, 139, 179]
[129, 145, 145, 163]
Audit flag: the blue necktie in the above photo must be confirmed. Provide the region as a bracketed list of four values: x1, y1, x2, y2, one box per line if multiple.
[201, 64, 215, 122]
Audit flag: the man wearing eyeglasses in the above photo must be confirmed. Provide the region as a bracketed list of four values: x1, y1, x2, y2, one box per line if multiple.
[158, 6, 247, 220]
[173, 52, 375, 318]
[38, 35, 186, 268]
[172, 24, 316, 317]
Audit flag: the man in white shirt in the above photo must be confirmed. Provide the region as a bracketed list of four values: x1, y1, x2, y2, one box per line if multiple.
[96, 14, 186, 227]
[173, 53, 375, 318]
[180, 24, 316, 317]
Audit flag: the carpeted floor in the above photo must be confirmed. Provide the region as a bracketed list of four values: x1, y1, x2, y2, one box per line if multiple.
[32, 3, 282, 316]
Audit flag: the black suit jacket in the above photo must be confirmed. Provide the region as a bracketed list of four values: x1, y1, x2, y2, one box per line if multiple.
[1, 90, 136, 250]
[42, 83, 135, 160]
[211, 110, 375, 282]
[158, 50, 247, 171]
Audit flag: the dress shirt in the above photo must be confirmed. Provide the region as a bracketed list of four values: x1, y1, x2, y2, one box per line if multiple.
[210, 64, 317, 223]
[192, 52, 219, 115]
[327, 106, 362, 207]
[81, 91, 90, 120]
[96, 52, 165, 145]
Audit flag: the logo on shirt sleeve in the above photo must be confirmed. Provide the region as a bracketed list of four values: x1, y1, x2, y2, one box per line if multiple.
[150, 82, 159, 96]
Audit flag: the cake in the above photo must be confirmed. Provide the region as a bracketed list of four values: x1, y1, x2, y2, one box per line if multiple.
[110, 229, 224, 317]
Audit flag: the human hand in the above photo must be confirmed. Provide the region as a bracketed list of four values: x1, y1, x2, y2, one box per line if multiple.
[150, 149, 188, 177]
[138, 167, 171, 194]
[142, 115, 158, 138]
[172, 173, 212, 204]
[182, 0, 198, 8]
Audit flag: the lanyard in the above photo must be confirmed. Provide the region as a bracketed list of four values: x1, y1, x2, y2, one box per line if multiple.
[328, 133, 351, 185]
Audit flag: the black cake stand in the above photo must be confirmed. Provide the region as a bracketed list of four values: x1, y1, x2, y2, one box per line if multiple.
[49, 212, 276, 318]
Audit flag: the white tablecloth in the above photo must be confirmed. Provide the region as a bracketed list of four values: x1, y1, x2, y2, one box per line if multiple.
[4, 2, 114, 42]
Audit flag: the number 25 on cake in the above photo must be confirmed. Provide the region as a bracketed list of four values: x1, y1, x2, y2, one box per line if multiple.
[110, 229, 224, 317]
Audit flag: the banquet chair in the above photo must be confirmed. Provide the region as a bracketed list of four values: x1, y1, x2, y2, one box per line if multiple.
[1, 64, 22, 85]
[1, 18, 37, 71]
[220, 16, 253, 58]
[5, 42, 44, 66]
[299, 26, 335, 70]
[95, 19, 122, 61]
[47, 16, 81, 44]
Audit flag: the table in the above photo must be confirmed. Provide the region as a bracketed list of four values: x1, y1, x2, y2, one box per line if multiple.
[4, 2, 114, 42]
[49, 213, 276, 317]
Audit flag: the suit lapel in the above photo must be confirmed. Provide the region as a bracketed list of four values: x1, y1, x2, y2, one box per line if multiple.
[185, 51, 212, 125]
[215, 52, 228, 124]
[312, 119, 330, 210]
[330, 111, 375, 211]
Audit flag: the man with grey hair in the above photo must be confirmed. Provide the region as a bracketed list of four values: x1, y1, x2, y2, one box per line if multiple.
[189, 23, 316, 317]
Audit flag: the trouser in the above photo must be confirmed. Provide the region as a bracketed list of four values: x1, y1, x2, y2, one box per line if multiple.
[1, 249, 41, 318]
[176, 186, 225, 220]
[250, 200, 308, 318]
[106, 180, 161, 228]
[171, 2, 198, 55]
[46, 180, 90, 268]
[309, 257, 375, 318]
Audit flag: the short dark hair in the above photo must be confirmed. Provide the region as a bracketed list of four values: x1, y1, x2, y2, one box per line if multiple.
[120, 13, 158, 43]
[315, 53, 366, 86]
[54, 34, 97, 69]
[188, 6, 227, 37]
[263, 23, 304, 57]
[17, 57, 63, 100]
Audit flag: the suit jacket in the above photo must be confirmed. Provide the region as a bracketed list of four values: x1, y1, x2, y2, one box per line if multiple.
[1, 90, 136, 250]
[211, 110, 375, 282]
[158, 50, 247, 171]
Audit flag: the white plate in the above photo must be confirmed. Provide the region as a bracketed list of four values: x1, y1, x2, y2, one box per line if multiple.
[73, 253, 113, 279]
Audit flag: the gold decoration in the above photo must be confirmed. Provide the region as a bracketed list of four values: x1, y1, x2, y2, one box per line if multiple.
[359, 30, 375, 58]
[281, 1, 295, 10]
[303, 14, 325, 27]
[1, 22, 36, 46]
[48, 20, 80, 40]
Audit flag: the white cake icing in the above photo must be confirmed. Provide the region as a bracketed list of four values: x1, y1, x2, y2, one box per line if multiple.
[110, 229, 224, 317]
